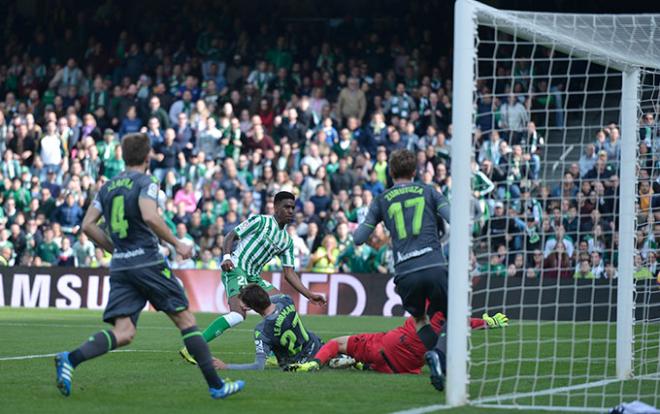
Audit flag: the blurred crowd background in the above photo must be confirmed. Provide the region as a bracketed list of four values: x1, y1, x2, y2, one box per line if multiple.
[0, 0, 657, 283]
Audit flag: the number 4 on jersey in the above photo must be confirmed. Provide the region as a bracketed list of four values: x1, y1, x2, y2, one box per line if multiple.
[111, 195, 129, 239]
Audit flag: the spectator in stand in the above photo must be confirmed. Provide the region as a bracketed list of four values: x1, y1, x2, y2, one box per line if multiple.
[387, 83, 416, 120]
[36, 227, 60, 265]
[174, 182, 198, 214]
[72, 232, 95, 267]
[579, 144, 598, 178]
[338, 77, 367, 125]
[246, 124, 275, 153]
[153, 128, 178, 181]
[118, 105, 141, 137]
[499, 94, 529, 145]
[309, 234, 339, 273]
[52, 192, 83, 234]
[49, 58, 84, 97]
[9, 123, 36, 167]
[102, 145, 125, 179]
[58, 237, 75, 266]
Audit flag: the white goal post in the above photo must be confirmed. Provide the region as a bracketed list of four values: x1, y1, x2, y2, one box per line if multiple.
[448, 0, 660, 410]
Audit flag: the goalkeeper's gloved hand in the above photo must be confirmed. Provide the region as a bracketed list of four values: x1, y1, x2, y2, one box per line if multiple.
[482, 312, 509, 328]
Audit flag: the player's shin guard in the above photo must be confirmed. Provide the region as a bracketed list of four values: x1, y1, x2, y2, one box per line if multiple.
[202, 312, 244, 342]
[68, 330, 117, 368]
[314, 340, 340, 365]
[181, 326, 223, 389]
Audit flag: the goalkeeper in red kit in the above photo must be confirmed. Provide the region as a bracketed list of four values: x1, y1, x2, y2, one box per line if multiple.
[290, 312, 508, 374]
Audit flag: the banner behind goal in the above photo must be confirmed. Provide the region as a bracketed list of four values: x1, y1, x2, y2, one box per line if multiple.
[447, 1, 660, 411]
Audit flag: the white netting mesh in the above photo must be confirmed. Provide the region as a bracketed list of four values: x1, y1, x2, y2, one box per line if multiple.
[462, 1, 660, 410]
[475, 3, 660, 71]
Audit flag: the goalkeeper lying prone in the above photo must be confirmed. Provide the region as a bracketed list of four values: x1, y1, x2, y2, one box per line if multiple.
[290, 311, 508, 374]
[213, 284, 507, 373]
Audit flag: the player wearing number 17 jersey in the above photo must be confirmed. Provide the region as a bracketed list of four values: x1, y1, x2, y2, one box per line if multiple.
[353, 149, 451, 392]
[211, 284, 323, 371]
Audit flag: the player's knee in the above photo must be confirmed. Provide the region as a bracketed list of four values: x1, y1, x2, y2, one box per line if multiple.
[114, 324, 136, 346]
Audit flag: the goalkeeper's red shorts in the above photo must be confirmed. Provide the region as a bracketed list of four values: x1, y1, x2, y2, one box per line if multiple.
[347, 333, 417, 374]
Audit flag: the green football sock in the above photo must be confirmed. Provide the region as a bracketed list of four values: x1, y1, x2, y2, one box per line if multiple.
[202, 312, 244, 342]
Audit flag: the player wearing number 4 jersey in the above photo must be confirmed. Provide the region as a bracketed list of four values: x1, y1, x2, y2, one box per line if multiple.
[352, 149, 451, 391]
[179, 191, 326, 365]
[212, 284, 323, 371]
[53, 133, 243, 400]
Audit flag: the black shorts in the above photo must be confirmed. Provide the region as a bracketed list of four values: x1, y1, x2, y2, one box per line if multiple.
[103, 262, 188, 326]
[394, 265, 448, 318]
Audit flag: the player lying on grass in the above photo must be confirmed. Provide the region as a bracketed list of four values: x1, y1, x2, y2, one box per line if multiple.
[54, 133, 244, 400]
[179, 191, 326, 364]
[210, 283, 323, 371]
[289, 312, 508, 374]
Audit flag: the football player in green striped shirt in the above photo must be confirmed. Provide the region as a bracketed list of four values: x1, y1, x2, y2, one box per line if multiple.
[180, 191, 326, 364]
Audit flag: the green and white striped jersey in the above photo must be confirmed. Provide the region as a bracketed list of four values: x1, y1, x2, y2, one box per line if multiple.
[232, 215, 295, 277]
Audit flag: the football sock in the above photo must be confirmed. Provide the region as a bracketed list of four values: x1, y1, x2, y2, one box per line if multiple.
[471, 317, 486, 329]
[435, 325, 448, 373]
[181, 326, 223, 389]
[417, 324, 439, 351]
[202, 312, 244, 342]
[68, 330, 117, 368]
[314, 340, 340, 365]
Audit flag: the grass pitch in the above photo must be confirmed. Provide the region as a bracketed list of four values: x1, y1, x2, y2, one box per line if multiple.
[1, 308, 658, 414]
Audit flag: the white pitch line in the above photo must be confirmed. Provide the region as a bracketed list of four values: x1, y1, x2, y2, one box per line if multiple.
[472, 372, 660, 405]
[390, 373, 660, 414]
[474, 404, 608, 413]
[0, 322, 364, 335]
[0, 349, 253, 361]
[389, 404, 453, 414]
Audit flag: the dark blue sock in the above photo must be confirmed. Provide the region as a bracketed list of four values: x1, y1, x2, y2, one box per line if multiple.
[182, 326, 223, 389]
[69, 330, 117, 368]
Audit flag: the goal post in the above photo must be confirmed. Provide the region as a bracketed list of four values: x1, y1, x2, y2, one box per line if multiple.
[448, 0, 660, 410]
[446, 0, 477, 406]
[616, 68, 639, 381]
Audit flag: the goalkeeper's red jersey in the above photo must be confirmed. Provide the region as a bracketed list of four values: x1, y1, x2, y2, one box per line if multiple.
[380, 313, 485, 374]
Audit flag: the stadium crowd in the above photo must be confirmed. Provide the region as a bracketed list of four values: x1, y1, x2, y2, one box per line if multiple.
[0, 1, 657, 283]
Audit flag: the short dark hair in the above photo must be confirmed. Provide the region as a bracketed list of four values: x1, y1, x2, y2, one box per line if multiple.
[274, 191, 295, 205]
[388, 149, 416, 180]
[238, 284, 271, 313]
[121, 133, 151, 166]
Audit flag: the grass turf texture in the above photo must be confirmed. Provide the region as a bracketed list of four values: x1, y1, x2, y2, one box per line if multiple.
[0, 308, 658, 414]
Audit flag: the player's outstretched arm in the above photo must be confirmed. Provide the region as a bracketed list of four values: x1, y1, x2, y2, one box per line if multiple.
[139, 197, 192, 259]
[215, 352, 267, 371]
[82, 206, 114, 253]
[214, 334, 269, 370]
[282, 266, 327, 306]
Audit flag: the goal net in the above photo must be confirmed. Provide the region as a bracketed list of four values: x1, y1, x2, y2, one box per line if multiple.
[447, 1, 660, 411]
